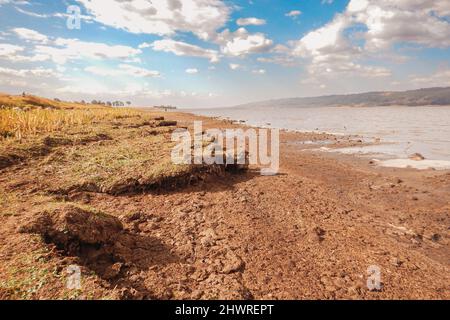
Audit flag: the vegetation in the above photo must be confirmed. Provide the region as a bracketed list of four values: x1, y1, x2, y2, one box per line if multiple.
[0, 94, 139, 139]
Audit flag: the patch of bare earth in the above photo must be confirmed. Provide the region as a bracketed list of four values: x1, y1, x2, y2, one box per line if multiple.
[0, 110, 448, 300]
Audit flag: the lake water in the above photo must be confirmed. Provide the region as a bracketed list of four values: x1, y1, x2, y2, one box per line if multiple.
[188, 105, 450, 169]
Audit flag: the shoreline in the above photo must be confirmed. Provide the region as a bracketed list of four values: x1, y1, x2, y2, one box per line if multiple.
[185, 108, 450, 171]
[0, 107, 449, 300]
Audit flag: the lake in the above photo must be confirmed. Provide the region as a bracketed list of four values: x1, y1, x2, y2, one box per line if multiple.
[189, 105, 450, 169]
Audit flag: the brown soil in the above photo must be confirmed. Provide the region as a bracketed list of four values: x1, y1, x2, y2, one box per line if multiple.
[0, 111, 448, 300]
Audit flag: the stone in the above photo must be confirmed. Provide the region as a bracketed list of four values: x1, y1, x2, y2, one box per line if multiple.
[222, 250, 244, 274]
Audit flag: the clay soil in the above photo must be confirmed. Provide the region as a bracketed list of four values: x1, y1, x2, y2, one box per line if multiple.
[0, 110, 449, 300]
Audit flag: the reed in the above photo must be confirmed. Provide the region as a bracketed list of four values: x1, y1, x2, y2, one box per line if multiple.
[0, 104, 142, 139]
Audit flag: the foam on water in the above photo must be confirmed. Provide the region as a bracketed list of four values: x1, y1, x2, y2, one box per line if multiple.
[374, 159, 450, 170]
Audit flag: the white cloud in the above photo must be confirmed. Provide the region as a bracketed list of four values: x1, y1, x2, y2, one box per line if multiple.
[0, 42, 50, 63]
[75, 0, 230, 40]
[286, 10, 302, 18]
[85, 64, 160, 78]
[288, 0, 450, 84]
[0, 43, 24, 56]
[236, 17, 266, 26]
[118, 64, 160, 78]
[148, 39, 219, 63]
[35, 38, 142, 64]
[186, 68, 199, 74]
[348, 0, 450, 50]
[257, 56, 297, 67]
[411, 69, 450, 87]
[14, 7, 51, 18]
[0, 66, 59, 78]
[217, 28, 273, 57]
[292, 14, 353, 58]
[252, 69, 266, 75]
[229, 63, 241, 70]
[12, 27, 49, 43]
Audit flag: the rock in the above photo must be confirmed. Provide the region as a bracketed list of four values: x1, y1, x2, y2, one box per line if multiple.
[310, 226, 326, 242]
[191, 290, 204, 299]
[103, 262, 123, 279]
[222, 250, 244, 274]
[19, 204, 123, 247]
[424, 232, 441, 242]
[431, 234, 441, 242]
[239, 197, 248, 203]
[390, 257, 403, 267]
[200, 228, 218, 247]
[124, 212, 143, 222]
[157, 120, 177, 127]
[409, 153, 425, 161]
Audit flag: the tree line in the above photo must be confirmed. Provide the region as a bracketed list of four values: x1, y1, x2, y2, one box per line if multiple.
[55, 98, 132, 107]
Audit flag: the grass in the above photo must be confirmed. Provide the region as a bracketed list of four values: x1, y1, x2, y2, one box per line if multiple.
[0, 92, 218, 195]
[0, 239, 54, 300]
[0, 93, 106, 110]
[0, 94, 144, 140]
[0, 93, 244, 299]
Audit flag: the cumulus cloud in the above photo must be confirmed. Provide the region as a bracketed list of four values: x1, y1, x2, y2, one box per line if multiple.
[75, 0, 230, 40]
[286, 0, 450, 82]
[185, 68, 199, 74]
[229, 63, 241, 70]
[257, 56, 297, 67]
[0, 42, 51, 63]
[85, 64, 160, 78]
[147, 39, 220, 63]
[348, 0, 450, 50]
[0, 66, 59, 78]
[236, 17, 266, 26]
[411, 69, 450, 87]
[35, 38, 142, 64]
[217, 28, 273, 57]
[252, 69, 266, 75]
[286, 10, 302, 18]
[0, 43, 24, 56]
[12, 27, 49, 43]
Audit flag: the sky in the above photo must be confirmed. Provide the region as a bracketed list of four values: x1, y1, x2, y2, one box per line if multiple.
[0, 0, 450, 108]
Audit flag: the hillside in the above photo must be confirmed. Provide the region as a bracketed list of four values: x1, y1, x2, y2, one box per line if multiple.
[235, 87, 450, 109]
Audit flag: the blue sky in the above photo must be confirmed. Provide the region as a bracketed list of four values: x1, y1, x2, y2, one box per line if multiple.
[0, 0, 450, 107]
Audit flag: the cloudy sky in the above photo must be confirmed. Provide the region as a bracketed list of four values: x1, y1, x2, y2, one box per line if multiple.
[0, 0, 450, 108]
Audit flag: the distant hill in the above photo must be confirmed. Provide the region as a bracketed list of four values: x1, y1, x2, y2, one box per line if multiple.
[235, 87, 450, 108]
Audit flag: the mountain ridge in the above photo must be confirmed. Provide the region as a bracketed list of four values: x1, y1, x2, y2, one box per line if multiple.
[233, 87, 450, 109]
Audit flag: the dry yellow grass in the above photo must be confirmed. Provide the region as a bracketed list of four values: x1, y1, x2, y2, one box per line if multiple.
[0, 93, 105, 110]
[0, 94, 143, 139]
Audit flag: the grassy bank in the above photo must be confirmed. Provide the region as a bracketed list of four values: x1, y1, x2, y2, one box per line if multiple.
[0, 93, 240, 299]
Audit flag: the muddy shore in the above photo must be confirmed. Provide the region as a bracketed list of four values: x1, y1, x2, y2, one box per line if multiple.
[0, 110, 449, 300]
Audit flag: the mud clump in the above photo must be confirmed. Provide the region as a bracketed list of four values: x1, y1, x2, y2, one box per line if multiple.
[19, 204, 123, 251]
[0, 154, 23, 170]
[157, 120, 178, 127]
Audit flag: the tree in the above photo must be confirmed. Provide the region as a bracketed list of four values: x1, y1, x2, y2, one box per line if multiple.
[126, 101, 131, 106]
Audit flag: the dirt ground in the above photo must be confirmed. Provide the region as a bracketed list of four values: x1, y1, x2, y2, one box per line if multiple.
[0, 110, 448, 300]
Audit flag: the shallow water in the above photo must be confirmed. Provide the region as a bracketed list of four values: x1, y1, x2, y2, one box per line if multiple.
[189, 105, 450, 163]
